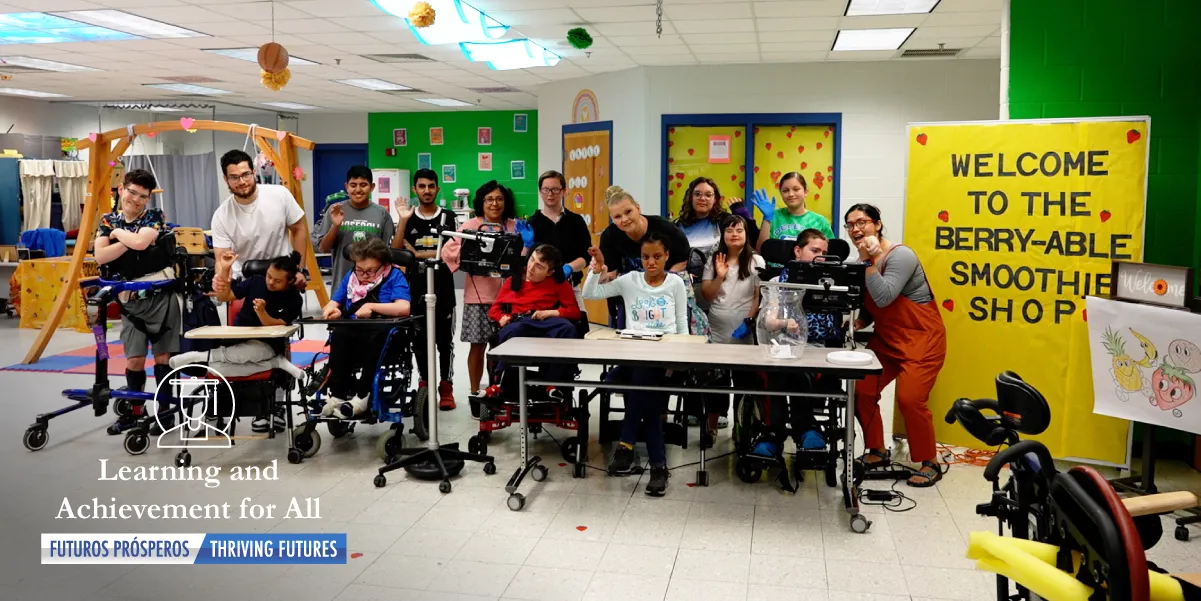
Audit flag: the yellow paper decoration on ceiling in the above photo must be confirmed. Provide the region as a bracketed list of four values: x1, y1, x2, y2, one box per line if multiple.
[261, 68, 291, 91]
[409, 1, 435, 27]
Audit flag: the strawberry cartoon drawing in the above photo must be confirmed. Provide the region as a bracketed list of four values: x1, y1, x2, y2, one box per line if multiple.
[1126, 129, 1141, 144]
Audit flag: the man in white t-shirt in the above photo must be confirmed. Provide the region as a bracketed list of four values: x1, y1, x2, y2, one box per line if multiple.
[211, 149, 308, 286]
[210, 149, 309, 433]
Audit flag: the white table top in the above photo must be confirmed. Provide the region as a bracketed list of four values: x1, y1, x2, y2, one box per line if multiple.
[584, 329, 707, 344]
[490, 337, 882, 377]
[184, 325, 299, 340]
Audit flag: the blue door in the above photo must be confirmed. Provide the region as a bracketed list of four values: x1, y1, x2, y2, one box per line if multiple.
[312, 144, 368, 218]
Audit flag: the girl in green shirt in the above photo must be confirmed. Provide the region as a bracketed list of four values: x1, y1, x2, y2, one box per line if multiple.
[751, 171, 835, 249]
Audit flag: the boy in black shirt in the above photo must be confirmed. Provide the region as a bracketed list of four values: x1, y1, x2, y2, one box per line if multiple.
[392, 168, 458, 410]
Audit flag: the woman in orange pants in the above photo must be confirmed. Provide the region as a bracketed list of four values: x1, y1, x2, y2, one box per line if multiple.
[844, 204, 947, 487]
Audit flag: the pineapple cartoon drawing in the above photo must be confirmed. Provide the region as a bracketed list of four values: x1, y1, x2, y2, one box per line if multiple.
[1103, 327, 1142, 400]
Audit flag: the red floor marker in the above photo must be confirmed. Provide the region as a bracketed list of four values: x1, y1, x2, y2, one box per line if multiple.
[575, 526, 588, 531]
[350, 553, 363, 559]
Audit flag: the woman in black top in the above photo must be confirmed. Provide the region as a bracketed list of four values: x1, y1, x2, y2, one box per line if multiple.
[528, 170, 591, 286]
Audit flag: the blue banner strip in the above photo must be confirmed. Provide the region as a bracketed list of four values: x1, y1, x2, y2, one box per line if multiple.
[195, 533, 346, 564]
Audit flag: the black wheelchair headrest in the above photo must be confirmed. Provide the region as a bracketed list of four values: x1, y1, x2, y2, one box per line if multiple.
[340, 245, 416, 269]
[759, 238, 795, 265]
[996, 371, 1051, 436]
[827, 238, 851, 261]
[242, 259, 271, 278]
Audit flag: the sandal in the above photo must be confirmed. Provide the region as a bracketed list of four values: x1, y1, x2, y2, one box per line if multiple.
[907, 460, 943, 488]
[856, 448, 891, 470]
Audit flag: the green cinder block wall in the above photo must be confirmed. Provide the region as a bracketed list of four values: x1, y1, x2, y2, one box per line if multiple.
[1007, 0, 1201, 272]
[367, 110, 540, 217]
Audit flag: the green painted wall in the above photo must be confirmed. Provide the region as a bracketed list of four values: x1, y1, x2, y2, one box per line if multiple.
[367, 110, 540, 217]
[1008, 0, 1201, 271]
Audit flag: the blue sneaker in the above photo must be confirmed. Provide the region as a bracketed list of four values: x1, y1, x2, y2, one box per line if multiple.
[800, 429, 826, 450]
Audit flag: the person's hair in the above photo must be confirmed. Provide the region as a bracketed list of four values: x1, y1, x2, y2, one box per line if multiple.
[220, 149, 254, 176]
[412, 168, 438, 186]
[843, 203, 884, 235]
[797, 228, 827, 248]
[510, 243, 565, 292]
[604, 185, 637, 207]
[348, 238, 393, 265]
[473, 180, 517, 222]
[778, 171, 808, 190]
[538, 170, 566, 190]
[715, 214, 754, 280]
[346, 165, 373, 183]
[267, 255, 299, 281]
[639, 229, 671, 253]
[123, 168, 156, 192]
[677, 176, 730, 227]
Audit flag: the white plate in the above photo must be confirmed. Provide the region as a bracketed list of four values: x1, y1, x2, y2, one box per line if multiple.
[826, 350, 873, 366]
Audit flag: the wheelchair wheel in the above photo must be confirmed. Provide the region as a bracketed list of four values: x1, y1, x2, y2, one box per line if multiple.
[411, 386, 429, 442]
[468, 435, 486, 456]
[376, 428, 404, 462]
[560, 436, 580, 464]
[124, 431, 149, 456]
[735, 457, 762, 483]
[824, 460, 838, 488]
[113, 398, 134, 418]
[23, 427, 48, 452]
[293, 427, 321, 458]
[326, 420, 351, 439]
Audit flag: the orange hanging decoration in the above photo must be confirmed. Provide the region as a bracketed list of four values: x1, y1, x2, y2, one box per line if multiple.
[261, 68, 291, 91]
[409, 2, 435, 27]
[257, 42, 290, 74]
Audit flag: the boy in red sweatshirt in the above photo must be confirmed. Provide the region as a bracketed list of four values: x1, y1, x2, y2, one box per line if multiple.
[488, 244, 582, 398]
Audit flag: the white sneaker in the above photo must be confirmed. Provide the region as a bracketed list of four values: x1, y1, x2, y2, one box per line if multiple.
[349, 395, 370, 415]
[321, 396, 345, 417]
[337, 395, 370, 420]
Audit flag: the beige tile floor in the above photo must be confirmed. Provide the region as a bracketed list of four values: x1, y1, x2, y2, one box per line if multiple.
[0, 296, 1198, 601]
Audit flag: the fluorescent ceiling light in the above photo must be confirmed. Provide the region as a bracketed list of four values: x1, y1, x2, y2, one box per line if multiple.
[53, 10, 205, 39]
[845, 0, 940, 16]
[460, 39, 560, 70]
[0, 87, 69, 98]
[414, 98, 473, 107]
[335, 78, 412, 91]
[262, 101, 318, 110]
[372, 0, 507, 45]
[832, 27, 914, 51]
[0, 12, 139, 44]
[144, 83, 232, 95]
[0, 56, 98, 72]
[109, 103, 183, 112]
[205, 48, 317, 66]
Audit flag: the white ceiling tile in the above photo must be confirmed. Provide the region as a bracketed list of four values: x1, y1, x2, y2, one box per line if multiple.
[190, 21, 271, 37]
[921, 9, 1001, 27]
[273, 18, 350, 35]
[223, 35, 315, 48]
[283, 0, 385, 17]
[840, 14, 928, 28]
[486, 8, 582, 25]
[593, 21, 676, 36]
[632, 55, 698, 66]
[902, 36, 985, 50]
[3, 0, 103, 8]
[621, 44, 694, 56]
[326, 16, 411, 32]
[760, 51, 830, 62]
[962, 46, 1001, 58]
[760, 41, 834, 53]
[692, 53, 762, 64]
[603, 33, 683, 45]
[124, 6, 232, 23]
[827, 49, 899, 60]
[91, 0, 188, 6]
[682, 32, 758, 45]
[673, 19, 755, 34]
[755, 16, 840, 31]
[575, 7, 651, 23]
[665, 3, 753, 20]
[753, 0, 847, 18]
[936, 0, 1003, 11]
[165, 36, 243, 49]
[757, 30, 836, 43]
[976, 35, 1001, 48]
[908, 24, 999, 39]
[688, 42, 760, 54]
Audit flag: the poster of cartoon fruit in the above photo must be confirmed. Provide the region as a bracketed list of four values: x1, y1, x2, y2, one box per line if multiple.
[665, 126, 747, 217]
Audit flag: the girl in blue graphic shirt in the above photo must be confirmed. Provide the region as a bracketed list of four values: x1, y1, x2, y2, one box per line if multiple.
[583, 230, 687, 497]
[320, 238, 411, 419]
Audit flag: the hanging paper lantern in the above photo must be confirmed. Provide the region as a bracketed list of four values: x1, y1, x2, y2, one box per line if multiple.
[409, 2, 435, 27]
[261, 68, 291, 91]
[257, 42, 290, 74]
[567, 27, 593, 50]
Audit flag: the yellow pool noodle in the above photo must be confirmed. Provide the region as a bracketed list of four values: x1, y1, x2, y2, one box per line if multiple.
[968, 532, 1093, 600]
[1149, 570, 1184, 601]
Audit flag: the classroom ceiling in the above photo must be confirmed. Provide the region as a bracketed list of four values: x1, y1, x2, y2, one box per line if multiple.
[0, 0, 1002, 113]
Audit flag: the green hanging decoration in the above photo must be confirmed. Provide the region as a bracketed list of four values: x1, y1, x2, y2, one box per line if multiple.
[567, 27, 593, 50]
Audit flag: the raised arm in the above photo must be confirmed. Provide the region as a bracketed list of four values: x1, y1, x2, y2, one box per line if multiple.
[672, 277, 689, 335]
[865, 246, 920, 308]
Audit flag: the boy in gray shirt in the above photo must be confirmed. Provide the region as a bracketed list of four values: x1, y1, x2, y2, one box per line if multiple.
[314, 165, 396, 287]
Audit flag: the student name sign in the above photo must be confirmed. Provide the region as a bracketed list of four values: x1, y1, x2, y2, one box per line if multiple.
[904, 117, 1149, 465]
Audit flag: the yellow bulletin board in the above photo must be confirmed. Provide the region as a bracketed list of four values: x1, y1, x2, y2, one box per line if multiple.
[662, 115, 841, 231]
[563, 121, 613, 324]
[904, 117, 1150, 466]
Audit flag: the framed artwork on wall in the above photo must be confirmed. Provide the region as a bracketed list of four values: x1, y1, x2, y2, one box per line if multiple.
[514, 114, 528, 133]
[392, 128, 407, 147]
[511, 160, 525, 179]
[418, 153, 431, 170]
[478, 127, 492, 146]
[442, 164, 456, 183]
[479, 152, 492, 171]
[430, 127, 444, 145]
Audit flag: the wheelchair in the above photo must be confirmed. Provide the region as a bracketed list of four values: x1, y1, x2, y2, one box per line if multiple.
[730, 237, 856, 490]
[949, 371, 1201, 601]
[468, 309, 590, 477]
[295, 247, 425, 465]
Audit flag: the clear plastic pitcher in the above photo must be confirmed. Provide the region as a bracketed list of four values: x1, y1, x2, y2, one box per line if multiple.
[756, 284, 808, 359]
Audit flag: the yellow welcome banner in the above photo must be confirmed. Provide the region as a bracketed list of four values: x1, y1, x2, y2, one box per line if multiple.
[904, 118, 1149, 465]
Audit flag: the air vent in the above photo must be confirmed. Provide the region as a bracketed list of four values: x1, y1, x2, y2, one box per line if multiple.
[362, 53, 434, 63]
[158, 75, 223, 83]
[901, 47, 962, 57]
[469, 86, 521, 94]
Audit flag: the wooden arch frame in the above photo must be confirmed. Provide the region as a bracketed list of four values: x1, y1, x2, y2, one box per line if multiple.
[23, 120, 326, 364]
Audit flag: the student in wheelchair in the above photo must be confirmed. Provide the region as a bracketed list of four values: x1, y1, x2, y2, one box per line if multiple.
[484, 244, 583, 404]
[319, 238, 412, 419]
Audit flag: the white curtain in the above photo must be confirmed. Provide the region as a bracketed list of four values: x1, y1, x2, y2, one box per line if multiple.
[125, 153, 220, 228]
[53, 160, 87, 231]
[18, 159, 54, 231]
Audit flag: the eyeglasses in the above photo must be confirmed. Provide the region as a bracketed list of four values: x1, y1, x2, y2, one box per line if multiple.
[124, 186, 150, 201]
[353, 266, 380, 277]
[226, 171, 255, 182]
[483, 197, 505, 205]
[844, 219, 874, 231]
[692, 192, 715, 199]
[540, 187, 563, 195]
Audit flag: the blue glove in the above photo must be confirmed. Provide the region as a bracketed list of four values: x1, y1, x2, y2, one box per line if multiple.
[751, 188, 776, 222]
[732, 321, 751, 340]
[561, 263, 573, 278]
[516, 219, 535, 248]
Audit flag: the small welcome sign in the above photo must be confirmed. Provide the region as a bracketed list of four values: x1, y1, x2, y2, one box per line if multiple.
[1111, 261, 1194, 309]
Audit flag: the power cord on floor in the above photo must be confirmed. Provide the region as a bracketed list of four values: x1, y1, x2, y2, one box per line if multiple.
[857, 480, 918, 512]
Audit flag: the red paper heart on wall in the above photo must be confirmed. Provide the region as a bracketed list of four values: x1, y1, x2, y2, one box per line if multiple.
[687, 148, 694, 156]
[668, 157, 674, 164]
[916, 133, 928, 146]
[675, 172, 684, 180]
[668, 141, 674, 147]
[668, 127, 675, 134]
[730, 174, 737, 181]
[816, 142, 822, 149]
[753, 127, 760, 134]
[753, 166, 760, 173]
[797, 145, 804, 153]
[739, 165, 745, 172]
[765, 142, 772, 150]
[776, 151, 783, 159]
[800, 162, 807, 169]
[739, 182, 745, 188]
[824, 130, 830, 138]
[938, 210, 949, 222]
[942, 299, 955, 312]
[734, 130, 741, 138]
[786, 132, 792, 138]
